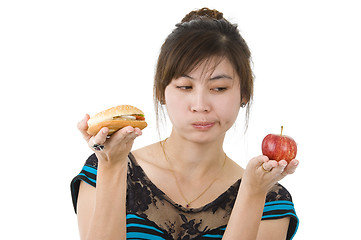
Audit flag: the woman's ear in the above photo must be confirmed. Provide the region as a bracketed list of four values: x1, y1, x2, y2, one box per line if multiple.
[240, 96, 248, 108]
[160, 98, 166, 105]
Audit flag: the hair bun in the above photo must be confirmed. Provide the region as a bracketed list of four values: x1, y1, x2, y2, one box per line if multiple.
[181, 7, 224, 23]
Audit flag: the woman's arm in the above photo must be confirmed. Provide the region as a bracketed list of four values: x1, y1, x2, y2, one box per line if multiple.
[76, 114, 142, 240]
[77, 181, 95, 239]
[223, 156, 298, 240]
[77, 161, 128, 240]
[257, 218, 290, 240]
[222, 184, 267, 239]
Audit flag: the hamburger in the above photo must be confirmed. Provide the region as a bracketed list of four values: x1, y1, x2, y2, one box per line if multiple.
[87, 105, 147, 135]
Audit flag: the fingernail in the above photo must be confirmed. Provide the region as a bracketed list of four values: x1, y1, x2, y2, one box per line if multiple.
[294, 160, 299, 166]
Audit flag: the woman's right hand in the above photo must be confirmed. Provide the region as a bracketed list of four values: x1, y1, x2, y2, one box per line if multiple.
[241, 155, 299, 197]
[77, 114, 142, 166]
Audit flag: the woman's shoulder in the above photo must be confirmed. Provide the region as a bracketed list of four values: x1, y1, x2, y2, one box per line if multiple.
[131, 141, 165, 168]
[266, 182, 293, 203]
[84, 153, 98, 168]
[221, 157, 244, 186]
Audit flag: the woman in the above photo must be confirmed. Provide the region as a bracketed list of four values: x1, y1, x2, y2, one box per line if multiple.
[71, 8, 299, 240]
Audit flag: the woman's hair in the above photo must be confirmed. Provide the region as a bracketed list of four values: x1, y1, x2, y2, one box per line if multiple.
[154, 7, 254, 132]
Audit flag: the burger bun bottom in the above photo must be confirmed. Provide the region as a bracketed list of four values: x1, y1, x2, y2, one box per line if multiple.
[87, 120, 147, 136]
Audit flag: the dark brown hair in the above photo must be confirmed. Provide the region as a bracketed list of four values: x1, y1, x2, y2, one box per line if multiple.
[154, 8, 254, 130]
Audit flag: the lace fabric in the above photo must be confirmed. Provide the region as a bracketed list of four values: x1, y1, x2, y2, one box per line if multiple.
[71, 153, 298, 239]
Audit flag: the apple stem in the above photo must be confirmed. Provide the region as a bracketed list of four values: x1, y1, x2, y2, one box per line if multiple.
[281, 126, 283, 136]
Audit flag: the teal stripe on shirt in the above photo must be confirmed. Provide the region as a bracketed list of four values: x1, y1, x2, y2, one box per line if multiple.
[83, 165, 97, 175]
[263, 204, 295, 212]
[262, 212, 298, 220]
[126, 214, 165, 234]
[126, 232, 165, 240]
[126, 223, 164, 234]
[202, 234, 223, 238]
[78, 173, 96, 183]
[264, 200, 294, 206]
[127, 214, 144, 220]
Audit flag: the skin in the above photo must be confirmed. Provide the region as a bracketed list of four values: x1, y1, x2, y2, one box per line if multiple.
[164, 58, 241, 145]
[77, 120, 142, 240]
[76, 58, 299, 240]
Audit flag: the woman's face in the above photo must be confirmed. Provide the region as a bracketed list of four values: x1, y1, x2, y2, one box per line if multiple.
[164, 58, 242, 143]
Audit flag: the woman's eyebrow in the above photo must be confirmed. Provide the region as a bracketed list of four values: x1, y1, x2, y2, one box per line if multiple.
[181, 74, 233, 80]
[210, 74, 233, 80]
[181, 74, 194, 79]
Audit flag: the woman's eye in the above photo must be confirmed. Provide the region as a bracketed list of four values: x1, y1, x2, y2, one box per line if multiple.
[212, 87, 227, 92]
[176, 86, 192, 90]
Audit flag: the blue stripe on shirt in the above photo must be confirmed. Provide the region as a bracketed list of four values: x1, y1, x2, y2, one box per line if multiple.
[83, 165, 97, 175]
[78, 173, 96, 183]
[126, 214, 165, 235]
[202, 234, 223, 238]
[127, 223, 164, 234]
[264, 200, 294, 206]
[126, 232, 165, 240]
[127, 214, 144, 220]
[263, 204, 295, 212]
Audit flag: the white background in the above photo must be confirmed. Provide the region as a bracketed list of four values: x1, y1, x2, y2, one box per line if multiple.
[1, 0, 360, 239]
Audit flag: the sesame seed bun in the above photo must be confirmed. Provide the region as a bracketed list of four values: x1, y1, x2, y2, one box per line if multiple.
[87, 105, 147, 135]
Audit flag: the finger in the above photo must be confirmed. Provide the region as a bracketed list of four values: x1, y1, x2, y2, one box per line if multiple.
[110, 126, 135, 141]
[134, 128, 143, 136]
[89, 127, 109, 148]
[103, 126, 137, 147]
[261, 159, 287, 174]
[283, 159, 299, 175]
[252, 155, 273, 172]
[120, 126, 143, 138]
[252, 155, 269, 167]
[78, 114, 91, 141]
[270, 160, 290, 180]
[261, 160, 278, 172]
[93, 126, 141, 152]
[122, 128, 141, 144]
[261, 160, 275, 172]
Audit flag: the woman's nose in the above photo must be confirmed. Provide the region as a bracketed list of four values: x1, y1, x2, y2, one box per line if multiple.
[190, 90, 211, 112]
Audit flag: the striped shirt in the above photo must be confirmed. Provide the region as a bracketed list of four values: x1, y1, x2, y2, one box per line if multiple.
[71, 153, 299, 239]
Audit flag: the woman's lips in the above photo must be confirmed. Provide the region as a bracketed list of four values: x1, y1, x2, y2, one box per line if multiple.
[192, 122, 215, 130]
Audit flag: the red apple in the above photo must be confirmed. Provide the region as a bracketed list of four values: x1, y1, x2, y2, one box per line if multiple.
[262, 126, 297, 163]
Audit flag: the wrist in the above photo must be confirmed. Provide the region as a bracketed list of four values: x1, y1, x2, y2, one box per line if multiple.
[97, 157, 128, 181]
[239, 182, 268, 200]
[98, 155, 128, 169]
[224, 180, 267, 239]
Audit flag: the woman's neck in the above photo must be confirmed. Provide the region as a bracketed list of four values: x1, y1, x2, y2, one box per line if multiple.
[162, 131, 226, 181]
